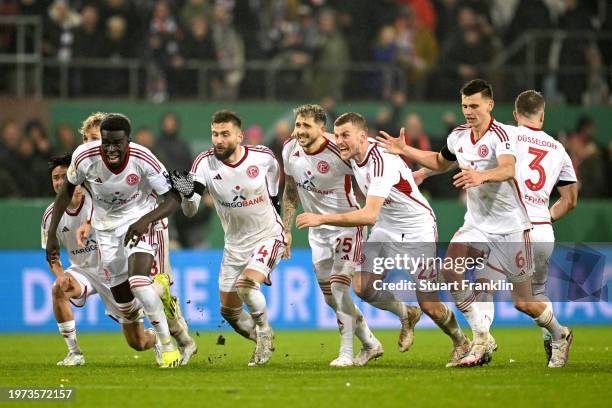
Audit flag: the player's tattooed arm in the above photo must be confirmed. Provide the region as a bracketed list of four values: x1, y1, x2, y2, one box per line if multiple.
[46, 180, 76, 263]
[377, 128, 455, 172]
[281, 175, 300, 259]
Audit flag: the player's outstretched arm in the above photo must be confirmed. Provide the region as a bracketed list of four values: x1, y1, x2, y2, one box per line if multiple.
[46, 181, 76, 264]
[124, 190, 181, 246]
[281, 175, 300, 259]
[296, 196, 384, 229]
[453, 154, 515, 189]
[550, 182, 578, 222]
[377, 128, 454, 172]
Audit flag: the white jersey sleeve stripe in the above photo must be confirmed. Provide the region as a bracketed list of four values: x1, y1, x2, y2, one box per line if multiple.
[74, 146, 99, 164]
[74, 151, 100, 170]
[372, 147, 384, 177]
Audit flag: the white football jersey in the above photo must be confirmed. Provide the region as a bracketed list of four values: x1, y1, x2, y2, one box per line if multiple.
[351, 141, 436, 232]
[67, 141, 171, 231]
[41, 194, 98, 269]
[189, 145, 284, 248]
[513, 125, 577, 223]
[446, 119, 531, 234]
[282, 137, 358, 231]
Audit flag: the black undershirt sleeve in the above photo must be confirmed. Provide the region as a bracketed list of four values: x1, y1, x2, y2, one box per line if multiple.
[440, 145, 457, 162]
[556, 180, 576, 187]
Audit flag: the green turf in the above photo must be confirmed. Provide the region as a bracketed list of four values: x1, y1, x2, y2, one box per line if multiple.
[1, 327, 611, 407]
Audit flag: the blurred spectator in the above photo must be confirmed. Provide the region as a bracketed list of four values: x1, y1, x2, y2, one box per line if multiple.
[565, 116, 607, 197]
[99, 0, 141, 42]
[0, 119, 21, 197]
[396, 0, 437, 32]
[371, 25, 399, 98]
[180, 0, 212, 28]
[134, 127, 156, 151]
[582, 44, 610, 106]
[320, 96, 338, 128]
[399, 112, 432, 168]
[13, 135, 51, 197]
[210, 2, 245, 100]
[155, 112, 192, 171]
[55, 122, 77, 154]
[436, 6, 497, 98]
[267, 119, 292, 192]
[146, 0, 181, 102]
[310, 9, 349, 100]
[42, 0, 81, 60]
[245, 125, 264, 146]
[24, 119, 54, 162]
[101, 15, 133, 96]
[0, 118, 21, 160]
[174, 15, 217, 96]
[72, 4, 104, 95]
[558, 0, 594, 105]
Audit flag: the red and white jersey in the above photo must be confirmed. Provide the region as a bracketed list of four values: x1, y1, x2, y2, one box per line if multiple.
[351, 141, 435, 233]
[41, 194, 98, 269]
[67, 141, 171, 231]
[513, 125, 577, 223]
[190, 145, 284, 248]
[446, 118, 531, 234]
[282, 137, 358, 231]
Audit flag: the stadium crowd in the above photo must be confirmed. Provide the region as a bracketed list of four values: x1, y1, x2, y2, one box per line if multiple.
[0, 0, 611, 102]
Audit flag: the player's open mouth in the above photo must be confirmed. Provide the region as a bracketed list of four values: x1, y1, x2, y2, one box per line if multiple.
[106, 153, 120, 163]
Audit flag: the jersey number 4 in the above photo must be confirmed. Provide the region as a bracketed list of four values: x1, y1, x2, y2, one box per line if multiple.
[525, 147, 548, 191]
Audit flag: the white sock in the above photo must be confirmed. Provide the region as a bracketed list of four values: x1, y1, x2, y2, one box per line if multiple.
[221, 305, 256, 341]
[452, 289, 488, 336]
[330, 278, 356, 357]
[535, 295, 553, 338]
[475, 292, 495, 332]
[354, 304, 377, 348]
[58, 320, 80, 354]
[534, 304, 564, 340]
[128, 276, 172, 345]
[431, 304, 465, 347]
[236, 279, 270, 332]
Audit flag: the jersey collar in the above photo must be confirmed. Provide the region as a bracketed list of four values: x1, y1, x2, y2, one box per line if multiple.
[222, 145, 248, 168]
[356, 142, 375, 167]
[523, 125, 542, 131]
[100, 145, 131, 175]
[470, 117, 494, 145]
[303, 137, 328, 156]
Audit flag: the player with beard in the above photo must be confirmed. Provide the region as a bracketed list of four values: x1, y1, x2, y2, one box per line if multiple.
[173, 110, 285, 366]
[282, 104, 381, 367]
[46, 113, 183, 368]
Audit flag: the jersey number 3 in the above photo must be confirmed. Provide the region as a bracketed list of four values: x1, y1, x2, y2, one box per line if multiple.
[525, 147, 548, 191]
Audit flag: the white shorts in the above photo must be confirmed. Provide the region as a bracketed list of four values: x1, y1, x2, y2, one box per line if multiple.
[456, 226, 534, 283]
[62, 265, 143, 324]
[309, 227, 365, 281]
[530, 223, 555, 294]
[96, 220, 164, 287]
[149, 218, 173, 284]
[219, 236, 285, 292]
[359, 224, 438, 292]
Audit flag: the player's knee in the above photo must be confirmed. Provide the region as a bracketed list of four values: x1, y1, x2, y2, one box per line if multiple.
[419, 301, 442, 320]
[220, 305, 240, 322]
[235, 277, 259, 297]
[52, 282, 66, 299]
[531, 282, 546, 298]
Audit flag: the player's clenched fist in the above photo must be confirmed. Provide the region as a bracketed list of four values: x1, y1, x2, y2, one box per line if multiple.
[296, 213, 324, 229]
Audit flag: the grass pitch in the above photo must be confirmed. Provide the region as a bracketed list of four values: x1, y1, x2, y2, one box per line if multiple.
[1, 327, 611, 407]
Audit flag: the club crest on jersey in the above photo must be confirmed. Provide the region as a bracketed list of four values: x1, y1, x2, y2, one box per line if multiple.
[317, 160, 330, 174]
[126, 173, 140, 185]
[478, 145, 489, 158]
[247, 165, 259, 178]
[232, 185, 246, 202]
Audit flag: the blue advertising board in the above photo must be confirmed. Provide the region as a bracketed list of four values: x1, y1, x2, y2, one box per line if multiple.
[1, 248, 610, 333]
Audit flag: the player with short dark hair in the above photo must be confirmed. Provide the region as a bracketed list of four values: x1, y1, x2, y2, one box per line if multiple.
[282, 104, 381, 367]
[297, 112, 470, 367]
[175, 110, 285, 366]
[376, 79, 573, 368]
[45, 113, 184, 368]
